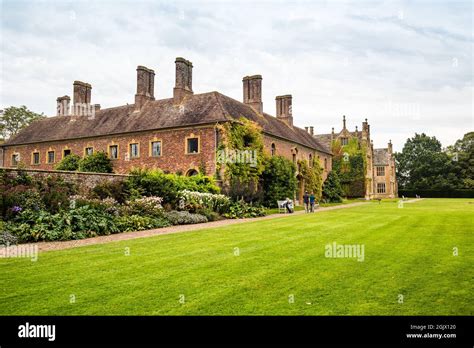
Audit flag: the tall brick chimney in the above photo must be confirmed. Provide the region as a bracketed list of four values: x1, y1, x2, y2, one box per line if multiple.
[135, 66, 155, 110]
[342, 115, 346, 129]
[56, 95, 70, 116]
[309, 126, 314, 135]
[174, 57, 193, 102]
[243, 75, 263, 114]
[73, 81, 92, 115]
[275, 94, 293, 127]
[388, 140, 393, 154]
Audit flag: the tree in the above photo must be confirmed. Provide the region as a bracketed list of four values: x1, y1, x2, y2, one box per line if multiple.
[261, 156, 297, 207]
[322, 171, 344, 202]
[447, 132, 474, 188]
[55, 155, 81, 171]
[298, 159, 323, 201]
[0, 106, 45, 140]
[395, 133, 461, 190]
[79, 152, 113, 173]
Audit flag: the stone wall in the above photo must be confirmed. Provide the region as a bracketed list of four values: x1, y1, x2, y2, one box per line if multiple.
[0, 167, 129, 190]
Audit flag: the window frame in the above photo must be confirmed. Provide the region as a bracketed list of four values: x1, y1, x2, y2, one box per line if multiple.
[31, 151, 40, 165]
[84, 146, 94, 157]
[11, 153, 19, 167]
[185, 136, 200, 155]
[47, 150, 55, 164]
[376, 166, 385, 176]
[377, 183, 386, 194]
[149, 139, 163, 157]
[108, 144, 119, 160]
[129, 142, 140, 159]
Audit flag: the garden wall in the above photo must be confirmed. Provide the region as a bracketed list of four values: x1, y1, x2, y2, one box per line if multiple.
[0, 167, 129, 189]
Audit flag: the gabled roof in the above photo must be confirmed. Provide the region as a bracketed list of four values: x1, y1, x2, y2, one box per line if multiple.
[3, 92, 331, 155]
[373, 148, 390, 165]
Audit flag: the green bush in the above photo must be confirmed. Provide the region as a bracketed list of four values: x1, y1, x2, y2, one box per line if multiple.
[126, 196, 164, 218]
[322, 171, 344, 203]
[261, 156, 297, 207]
[115, 215, 170, 232]
[163, 211, 208, 225]
[195, 208, 221, 221]
[35, 175, 77, 213]
[179, 190, 230, 214]
[91, 180, 130, 203]
[126, 168, 220, 206]
[78, 151, 113, 173]
[223, 201, 267, 219]
[55, 154, 81, 171]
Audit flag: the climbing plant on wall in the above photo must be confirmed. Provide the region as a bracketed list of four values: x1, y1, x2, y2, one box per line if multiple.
[216, 118, 266, 201]
[331, 137, 367, 197]
[298, 159, 323, 201]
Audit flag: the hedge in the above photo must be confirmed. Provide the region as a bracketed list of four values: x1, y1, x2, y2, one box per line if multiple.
[398, 189, 474, 198]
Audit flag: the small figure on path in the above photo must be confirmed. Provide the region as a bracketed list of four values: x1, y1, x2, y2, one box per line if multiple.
[303, 191, 309, 213]
[309, 192, 315, 212]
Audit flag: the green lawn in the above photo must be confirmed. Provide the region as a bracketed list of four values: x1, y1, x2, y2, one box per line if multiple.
[1, 199, 472, 315]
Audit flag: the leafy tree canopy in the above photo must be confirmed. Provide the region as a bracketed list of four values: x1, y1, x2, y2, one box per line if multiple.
[0, 106, 45, 140]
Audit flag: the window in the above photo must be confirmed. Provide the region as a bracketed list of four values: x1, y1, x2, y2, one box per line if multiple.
[63, 149, 71, 157]
[150, 141, 162, 157]
[341, 137, 348, 146]
[32, 152, 40, 165]
[292, 153, 296, 164]
[47, 151, 55, 164]
[309, 154, 313, 167]
[324, 158, 328, 170]
[376, 166, 385, 176]
[129, 143, 139, 158]
[186, 137, 199, 154]
[11, 154, 19, 167]
[271, 143, 276, 156]
[84, 147, 94, 156]
[377, 183, 386, 194]
[109, 145, 119, 159]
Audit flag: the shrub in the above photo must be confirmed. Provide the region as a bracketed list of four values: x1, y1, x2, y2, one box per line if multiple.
[115, 215, 170, 232]
[179, 190, 230, 214]
[126, 169, 220, 206]
[34, 175, 77, 213]
[261, 156, 297, 207]
[0, 185, 44, 219]
[90, 180, 130, 203]
[78, 151, 113, 173]
[55, 154, 81, 171]
[69, 195, 119, 216]
[322, 171, 344, 203]
[163, 211, 208, 225]
[126, 196, 164, 217]
[195, 208, 220, 221]
[223, 201, 267, 219]
[0, 220, 18, 245]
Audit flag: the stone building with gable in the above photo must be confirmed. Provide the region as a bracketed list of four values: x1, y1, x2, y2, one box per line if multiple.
[314, 116, 398, 199]
[1, 57, 332, 203]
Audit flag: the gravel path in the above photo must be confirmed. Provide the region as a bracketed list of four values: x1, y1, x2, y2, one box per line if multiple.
[2, 202, 370, 253]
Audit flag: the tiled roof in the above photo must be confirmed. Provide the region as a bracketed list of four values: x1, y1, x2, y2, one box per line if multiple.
[3, 92, 331, 154]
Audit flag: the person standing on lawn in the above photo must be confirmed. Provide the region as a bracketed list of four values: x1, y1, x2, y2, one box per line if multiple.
[309, 192, 315, 212]
[303, 191, 309, 213]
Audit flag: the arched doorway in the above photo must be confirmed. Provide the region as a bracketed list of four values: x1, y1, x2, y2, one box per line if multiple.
[186, 169, 199, 176]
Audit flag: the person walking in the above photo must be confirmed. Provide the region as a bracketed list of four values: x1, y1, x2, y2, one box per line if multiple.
[303, 191, 309, 213]
[309, 192, 315, 212]
[284, 197, 294, 213]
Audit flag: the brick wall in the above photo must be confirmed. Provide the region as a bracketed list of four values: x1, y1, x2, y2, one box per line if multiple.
[2, 125, 217, 176]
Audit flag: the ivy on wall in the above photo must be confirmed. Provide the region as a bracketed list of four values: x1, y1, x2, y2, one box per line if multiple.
[298, 159, 323, 201]
[331, 137, 367, 197]
[216, 118, 266, 201]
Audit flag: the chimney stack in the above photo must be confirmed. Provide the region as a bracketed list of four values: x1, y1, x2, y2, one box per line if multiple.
[305, 127, 309, 132]
[174, 57, 193, 102]
[309, 126, 314, 135]
[342, 115, 346, 129]
[243, 75, 263, 114]
[135, 66, 155, 110]
[56, 95, 70, 116]
[275, 94, 293, 127]
[388, 140, 393, 154]
[73, 81, 92, 115]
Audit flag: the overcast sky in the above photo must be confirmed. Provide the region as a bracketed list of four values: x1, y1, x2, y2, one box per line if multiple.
[1, 0, 472, 151]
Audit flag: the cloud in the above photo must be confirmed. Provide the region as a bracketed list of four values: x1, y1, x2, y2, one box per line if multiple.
[0, 0, 472, 151]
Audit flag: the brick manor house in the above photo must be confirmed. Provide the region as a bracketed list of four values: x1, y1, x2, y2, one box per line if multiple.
[314, 116, 398, 199]
[1, 57, 333, 202]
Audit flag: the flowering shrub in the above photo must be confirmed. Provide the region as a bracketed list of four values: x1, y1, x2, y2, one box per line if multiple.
[69, 195, 119, 216]
[126, 196, 164, 217]
[179, 190, 230, 214]
[163, 211, 208, 225]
